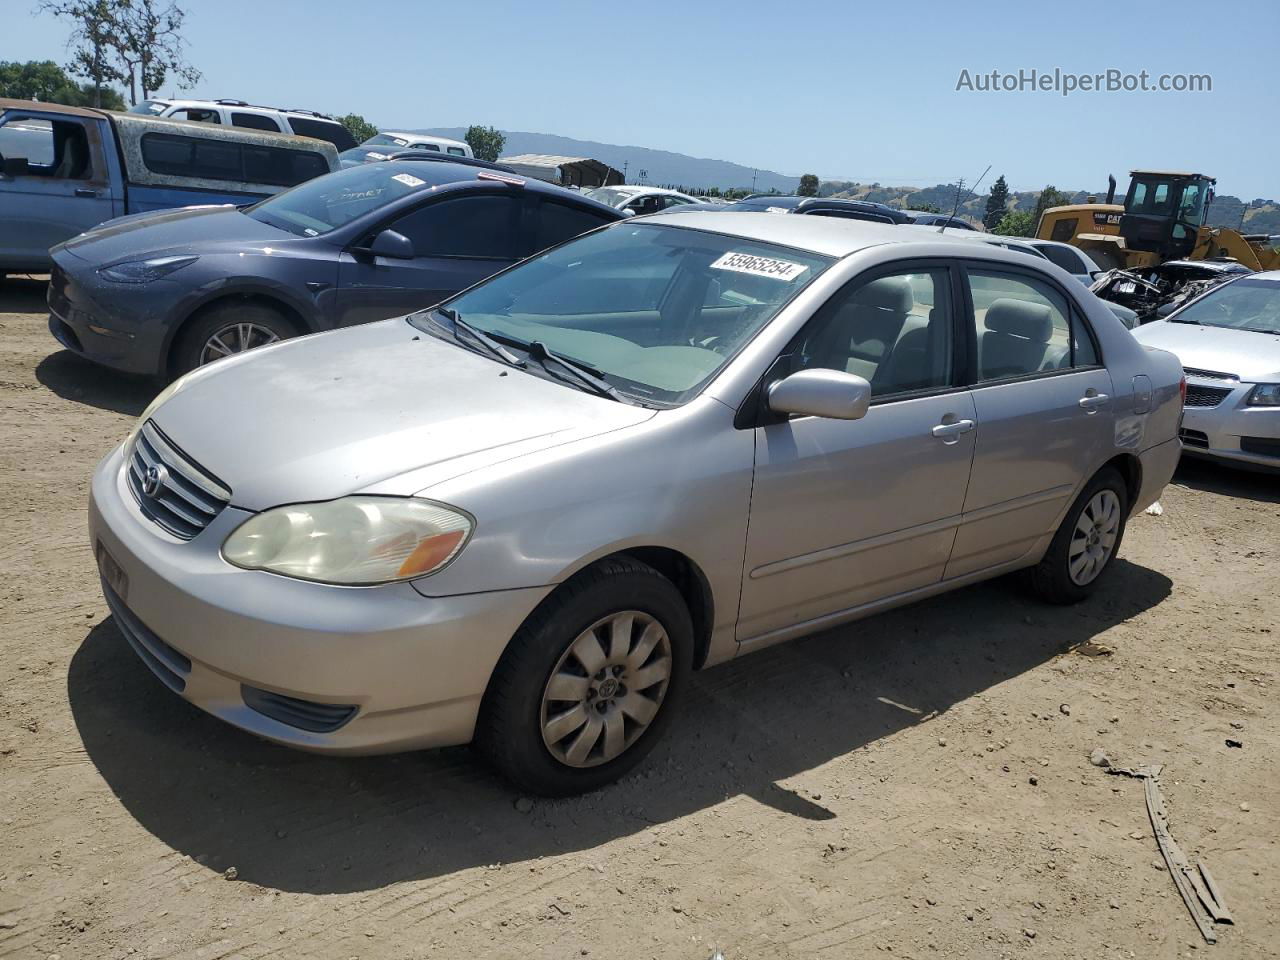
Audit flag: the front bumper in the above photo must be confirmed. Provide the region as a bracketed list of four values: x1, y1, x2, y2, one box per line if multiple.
[88, 444, 552, 754]
[47, 253, 177, 376]
[1179, 378, 1280, 471]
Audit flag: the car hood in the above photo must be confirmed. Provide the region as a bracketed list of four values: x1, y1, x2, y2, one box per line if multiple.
[150, 318, 656, 511]
[1130, 321, 1280, 381]
[55, 205, 289, 264]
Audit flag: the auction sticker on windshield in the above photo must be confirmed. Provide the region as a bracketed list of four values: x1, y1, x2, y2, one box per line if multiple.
[392, 173, 426, 188]
[711, 251, 808, 281]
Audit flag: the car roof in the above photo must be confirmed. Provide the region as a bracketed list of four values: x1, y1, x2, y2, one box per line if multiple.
[370, 159, 621, 211]
[650, 211, 996, 258]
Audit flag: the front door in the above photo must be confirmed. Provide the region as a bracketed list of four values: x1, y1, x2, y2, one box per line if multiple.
[739, 265, 976, 641]
[0, 112, 117, 270]
[947, 265, 1116, 578]
[333, 192, 526, 327]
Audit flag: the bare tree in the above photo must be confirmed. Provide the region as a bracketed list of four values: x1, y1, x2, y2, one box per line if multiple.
[38, 0, 124, 107]
[112, 0, 200, 104]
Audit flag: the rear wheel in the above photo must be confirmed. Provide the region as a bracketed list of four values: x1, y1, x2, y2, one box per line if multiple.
[1029, 467, 1128, 604]
[171, 302, 298, 376]
[476, 558, 693, 796]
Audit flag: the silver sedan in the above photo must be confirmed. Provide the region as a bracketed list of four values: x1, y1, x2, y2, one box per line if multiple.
[1132, 270, 1280, 470]
[89, 212, 1184, 795]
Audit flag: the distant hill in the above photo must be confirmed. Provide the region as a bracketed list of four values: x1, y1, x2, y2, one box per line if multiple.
[818, 180, 1280, 233]
[408, 128, 799, 193]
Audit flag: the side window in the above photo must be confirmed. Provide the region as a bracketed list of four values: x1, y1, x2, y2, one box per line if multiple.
[532, 200, 615, 252]
[1038, 244, 1084, 274]
[411, 143, 441, 151]
[231, 112, 282, 132]
[967, 269, 1096, 379]
[174, 107, 221, 124]
[140, 133, 326, 185]
[243, 146, 329, 186]
[287, 117, 355, 151]
[391, 196, 522, 259]
[0, 116, 93, 177]
[790, 268, 954, 399]
[447, 146, 466, 156]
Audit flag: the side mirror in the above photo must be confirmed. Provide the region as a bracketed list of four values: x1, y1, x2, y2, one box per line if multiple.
[368, 229, 414, 259]
[767, 368, 871, 421]
[1, 155, 29, 177]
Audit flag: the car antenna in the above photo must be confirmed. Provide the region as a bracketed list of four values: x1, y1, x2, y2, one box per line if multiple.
[940, 165, 990, 234]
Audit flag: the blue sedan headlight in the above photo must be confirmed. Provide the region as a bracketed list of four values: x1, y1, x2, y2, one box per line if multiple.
[1247, 383, 1280, 407]
[98, 255, 198, 284]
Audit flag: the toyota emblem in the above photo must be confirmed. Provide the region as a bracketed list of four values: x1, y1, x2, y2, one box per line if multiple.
[142, 463, 168, 498]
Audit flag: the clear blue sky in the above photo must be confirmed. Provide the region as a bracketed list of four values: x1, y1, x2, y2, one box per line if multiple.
[4, 0, 1277, 198]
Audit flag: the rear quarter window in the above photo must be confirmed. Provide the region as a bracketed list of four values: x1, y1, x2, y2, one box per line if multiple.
[231, 112, 283, 132]
[286, 117, 355, 151]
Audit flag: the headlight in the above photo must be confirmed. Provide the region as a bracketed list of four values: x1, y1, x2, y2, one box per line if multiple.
[1247, 383, 1280, 407]
[98, 255, 198, 283]
[222, 497, 473, 585]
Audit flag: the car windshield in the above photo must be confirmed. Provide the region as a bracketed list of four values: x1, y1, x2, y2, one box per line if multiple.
[128, 100, 170, 115]
[1173, 278, 1280, 334]
[245, 164, 436, 237]
[583, 187, 632, 206]
[364, 133, 410, 147]
[412, 223, 832, 405]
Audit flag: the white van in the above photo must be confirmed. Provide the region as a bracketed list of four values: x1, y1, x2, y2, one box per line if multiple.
[361, 131, 473, 158]
[127, 98, 355, 151]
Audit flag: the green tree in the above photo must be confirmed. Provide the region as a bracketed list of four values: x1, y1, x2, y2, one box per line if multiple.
[38, 0, 125, 107]
[337, 113, 378, 144]
[994, 210, 1036, 237]
[464, 124, 506, 163]
[111, 0, 200, 104]
[983, 174, 1009, 231]
[0, 59, 124, 108]
[797, 173, 819, 197]
[911, 202, 942, 213]
[1033, 185, 1073, 226]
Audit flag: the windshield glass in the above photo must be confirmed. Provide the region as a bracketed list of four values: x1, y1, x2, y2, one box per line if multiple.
[246, 164, 433, 236]
[128, 100, 169, 115]
[412, 223, 832, 405]
[583, 187, 631, 207]
[1173, 278, 1280, 334]
[364, 133, 410, 147]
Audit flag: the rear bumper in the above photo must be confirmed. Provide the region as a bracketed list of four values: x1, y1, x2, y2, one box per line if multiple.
[1134, 436, 1182, 513]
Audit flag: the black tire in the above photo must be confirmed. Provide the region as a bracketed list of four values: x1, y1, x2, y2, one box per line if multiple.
[171, 302, 299, 376]
[476, 557, 694, 796]
[1029, 466, 1129, 604]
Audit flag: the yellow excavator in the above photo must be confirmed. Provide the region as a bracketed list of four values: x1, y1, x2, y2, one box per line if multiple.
[1036, 170, 1280, 273]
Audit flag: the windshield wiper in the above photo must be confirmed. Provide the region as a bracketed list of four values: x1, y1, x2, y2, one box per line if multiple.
[526, 340, 624, 402]
[1168, 316, 1202, 325]
[435, 307, 525, 367]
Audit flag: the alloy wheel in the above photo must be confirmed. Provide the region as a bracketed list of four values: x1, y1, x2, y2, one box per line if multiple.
[1068, 489, 1121, 586]
[198, 322, 282, 366]
[540, 611, 672, 768]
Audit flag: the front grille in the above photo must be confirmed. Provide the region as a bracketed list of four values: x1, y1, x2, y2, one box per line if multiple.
[241, 685, 358, 733]
[102, 580, 191, 693]
[1184, 384, 1233, 409]
[127, 422, 230, 539]
[1183, 367, 1239, 383]
[1240, 436, 1280, 459]
[1180, 428, 1209, 449]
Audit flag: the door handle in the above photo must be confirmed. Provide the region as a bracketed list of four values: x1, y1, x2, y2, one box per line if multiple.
[1079, 392, 1110, 411]
[74, 187, 99, 198]
[931, 418, 975, 441]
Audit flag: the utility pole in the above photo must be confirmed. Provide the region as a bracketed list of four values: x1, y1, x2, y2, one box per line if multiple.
[623, 161, 628, 184]
[751, 169, 758, 194]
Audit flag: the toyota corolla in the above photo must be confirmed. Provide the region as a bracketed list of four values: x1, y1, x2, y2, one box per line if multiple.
[89, 213, 1185, 795]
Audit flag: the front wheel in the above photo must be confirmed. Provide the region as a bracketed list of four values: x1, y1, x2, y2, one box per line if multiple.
[171, 302, 298, 376]
[1029, 467, 1129, 604]
[476, 558, 693, 796]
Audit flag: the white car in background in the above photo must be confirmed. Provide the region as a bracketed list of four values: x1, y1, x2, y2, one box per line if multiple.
[361, 131, 473, 157]
[584, 185, 706, 215]
[1132, 271, 1280, 470]
[127, 98, 355, 150]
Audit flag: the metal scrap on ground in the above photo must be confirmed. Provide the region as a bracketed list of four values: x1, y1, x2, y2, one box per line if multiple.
[1107, 764, 1233, 943]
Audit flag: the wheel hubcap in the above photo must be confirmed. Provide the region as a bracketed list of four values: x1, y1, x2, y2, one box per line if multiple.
[1068, 489, 1121, 585]
[540, 611, 672, 768]
[199, 322, 281, 366]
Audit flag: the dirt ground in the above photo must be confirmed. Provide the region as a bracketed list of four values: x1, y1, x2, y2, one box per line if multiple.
[0, 274, 1276, 960]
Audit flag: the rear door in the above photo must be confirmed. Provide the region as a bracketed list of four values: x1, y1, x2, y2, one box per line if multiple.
[947, 264, 1114, 578]
[333, 191, 525, 326]
[0, 111, 116, 270]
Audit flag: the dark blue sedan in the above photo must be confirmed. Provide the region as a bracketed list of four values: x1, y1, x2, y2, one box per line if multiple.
[48, 158, 624, 377]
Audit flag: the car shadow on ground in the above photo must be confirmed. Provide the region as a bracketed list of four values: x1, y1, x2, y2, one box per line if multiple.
[68, 558, 1171, 895]
[1173, 456, 1280, 505]
[35, 349, 156, 417]
[0, 274, 51, 311]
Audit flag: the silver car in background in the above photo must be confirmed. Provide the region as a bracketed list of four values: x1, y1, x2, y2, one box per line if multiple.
[1132, 271, 1280, 470]
[88, 214, 1184, 795]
